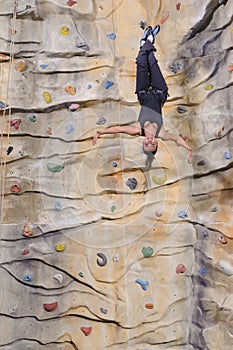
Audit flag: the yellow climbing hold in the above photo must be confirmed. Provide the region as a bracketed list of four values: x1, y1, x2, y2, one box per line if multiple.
[65, 85, 76, 95]
[152, 174, 167, 185]
[60, 26, 69, 35]
[55, 243, 66, 252]
[15, 60, 26, 72]
[43, 91, 52, 103]
[205, 84, 213, 91]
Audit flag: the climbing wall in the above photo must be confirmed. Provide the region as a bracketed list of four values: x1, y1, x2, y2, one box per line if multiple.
[0, 0, 232, 349]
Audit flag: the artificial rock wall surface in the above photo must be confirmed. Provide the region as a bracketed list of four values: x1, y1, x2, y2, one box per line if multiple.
[0, 0, 232, 349]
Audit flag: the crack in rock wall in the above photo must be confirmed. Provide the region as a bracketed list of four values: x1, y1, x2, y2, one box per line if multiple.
[0, 0, 232, 349]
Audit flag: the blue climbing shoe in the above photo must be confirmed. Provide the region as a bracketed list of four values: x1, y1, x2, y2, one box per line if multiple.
[140, 26, 153, 47]
[152, 24, 160, 38]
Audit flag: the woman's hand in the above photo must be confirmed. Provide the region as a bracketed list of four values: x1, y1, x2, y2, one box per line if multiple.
[176, 134, 192, 163]
[92, 131, 101, 145]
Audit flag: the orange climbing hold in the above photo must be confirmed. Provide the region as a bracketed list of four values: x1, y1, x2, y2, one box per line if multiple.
[161, 11, 169, 24]
[227, 64, 233, 73]
[22, 223, 33, 237]
[15, 60, 26, 72]
[10, 181, 21, 193]
[65, 85, 76, 95]
[0, 54, 10, 62]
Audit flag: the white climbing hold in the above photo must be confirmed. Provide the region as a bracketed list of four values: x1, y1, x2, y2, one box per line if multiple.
[217, 260, 233, 276]
[53, 274, 63, 284]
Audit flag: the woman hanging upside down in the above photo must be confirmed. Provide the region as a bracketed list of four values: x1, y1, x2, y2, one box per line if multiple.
[92, 25, 192, 169]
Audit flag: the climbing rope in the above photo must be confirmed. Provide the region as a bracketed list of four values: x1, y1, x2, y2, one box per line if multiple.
[145, 0, 149, 25]
[0, 0, 18, 223]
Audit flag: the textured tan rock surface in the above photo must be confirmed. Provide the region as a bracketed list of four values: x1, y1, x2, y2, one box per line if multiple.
[0, 0, 232, 349]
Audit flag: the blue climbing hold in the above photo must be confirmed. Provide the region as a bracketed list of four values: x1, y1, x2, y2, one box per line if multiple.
[54, 201, 62, 211]
[199, 268, 207, 275]
[105, 80, 114, 89]
[87, 84, 92, 89]
[202, 229, 209, 238]
[112, 161, 117, 167]
[96, 117, 106, 125]
[23, 274, 33, 282]
[40, 64, 49, 69]
[126, 177, 137, 190]
[135, 278, 149, 291]
[66, 123, 75, 134]
[178, 210, 188, 219]
[106, 33, 116, 40]
[224, 151, 232, 160]
[0, 101, 8, 109]
[100, 307, 108, 314]
[6, 146, 13, 155]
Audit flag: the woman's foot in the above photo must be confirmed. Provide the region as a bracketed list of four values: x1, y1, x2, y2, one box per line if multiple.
[140, 26, 152, 47]
[140, 24, 160, 47]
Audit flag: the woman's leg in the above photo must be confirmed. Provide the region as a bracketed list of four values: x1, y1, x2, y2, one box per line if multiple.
[135, 42, 153, 94]
[147, 50, 168, 92]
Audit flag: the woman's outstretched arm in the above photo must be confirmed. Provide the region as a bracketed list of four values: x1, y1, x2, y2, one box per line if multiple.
[92, 125, 140, 145]
[158, 126, 192, 162]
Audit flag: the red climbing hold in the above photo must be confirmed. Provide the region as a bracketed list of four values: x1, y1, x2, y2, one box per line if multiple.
[10, 119, 21, 130]
[218, 235, 228, 244]
[67, 0, 77, 6]
[81, 327, 92, 336]
[22, 249, 30, 255]
[161, 11, 169, 24]
[43, 302, 58, 312]
[176, 3, 181, 11]
[10, 181, 21, 193]
[176, 264, 186, 273]
[227, 64, 233, 73]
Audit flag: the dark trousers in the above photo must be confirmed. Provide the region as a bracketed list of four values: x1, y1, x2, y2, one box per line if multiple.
[135, 40, 168, 113]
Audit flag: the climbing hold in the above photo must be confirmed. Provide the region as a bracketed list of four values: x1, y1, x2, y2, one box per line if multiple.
[211, 206, 218, 212]
[60, 26, 69, 35]
[6, 146, 13, 155]
[218, 260, 233, 276]
[111, 205, 116, 213]
[69, 103, 80, 111]
[126, 177, 137, 190]
[28, 114, 36, 122]
[55, 243, 66, 252]
[53, 274, 63, 284]
[23, 274, 33, 282]
[112, 161, 117, 167]
[87, 84, 92, 89]
[177, 106, 187, 114]
[155, 211, 162, 217]
[100, 307, 108, 314]
[97, 253, 107, 267]
[145, 303, 154, 309]
[22, 248, 30, 255]
[113, 253, 119, 262]
[10, 119, 21, 130]
[22, 223, 33, 237]
[46, 127, 52, 135]
[80, 327, 92, 336]
[197, 160, 207, 166]
[170, 62, 182, 74]
[176, 2, 181, 10]
[141, 246, 154, 258]
[43, 302, 58, 312]
[135, 279, 149, 291]
[176, 264, 186, 274]
[66, 123, 75, 134]
[47, 163, 64, 173]
[40, 64, 49, 70]
[15, 60, 26, 72]
[43, 91, 52, 103]
[54, 201, 62, 211]
[0, 101, 8, 109]
[178, 210, 188, 219]
[106, 33, 116, 40]
[152, 174, 167, 185]
[218, 234, 227, 244]
[105, 80, 114, 89]
[227, 64, 233, 73]
[65, 85, 76, 95]
[10, 181, 21, 193]
[67, 0, 77, 6]
[79, 272, 84, 278]
[214, 125, 224, 138]
[205, 84, 213, 90]
[161, 11, 169, 24]
[199, 268, 207, 275]
[202, 229, 209, 238]
[0, 54, 10, 62]
[224, 151, 232, 160]
[96, 117, 106, 125]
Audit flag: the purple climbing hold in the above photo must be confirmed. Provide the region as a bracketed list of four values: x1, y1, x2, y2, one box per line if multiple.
[69, 103, 80, 111]
[177, 106, 187, 114]
[202, 229, 209, 238]
[105, 80, 114, 89]
[87, 84, 92, 89]
[100, 307, 108, 314]
[106, 33, 116, 40]
[178, 210, 188, 219]
[224, 151, 232, 160]
[135, 278, 149, 291]
[54, 201, 62, 211]
[97, 253, 107, 267]
[23, 274, 33, 282]
[112, 161, 117, 167]
[96, 117, 106, 125]
[197, 159, 207, 166]
[126, 177, 137, 190]
[66, 123, 75, 134]
[6, 146, 13, 155]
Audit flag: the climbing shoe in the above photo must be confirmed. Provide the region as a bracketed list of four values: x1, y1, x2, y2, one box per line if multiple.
[140, 26, 153, 47]
[152, 25, 160, 38]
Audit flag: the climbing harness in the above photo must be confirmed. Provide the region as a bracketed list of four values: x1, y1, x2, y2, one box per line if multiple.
[0, 0, 18, 223]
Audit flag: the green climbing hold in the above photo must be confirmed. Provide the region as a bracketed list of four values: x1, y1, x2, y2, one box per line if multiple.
[47, 163, 64, 173]
[142, 246, 154, 258]
[111, 205, 116, 213]
[29, 114, 36, 122]
[79, 272, 84, 278]
[211, 206, 218, 212]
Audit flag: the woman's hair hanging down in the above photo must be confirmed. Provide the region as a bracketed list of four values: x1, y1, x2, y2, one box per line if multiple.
[143, 147, 158, 171]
